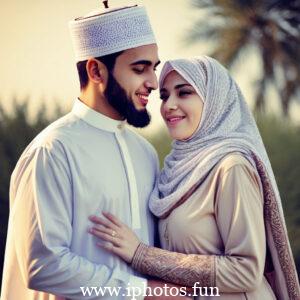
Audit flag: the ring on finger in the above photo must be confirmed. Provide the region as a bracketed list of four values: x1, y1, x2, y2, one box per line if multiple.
[111, 230, 117, 237]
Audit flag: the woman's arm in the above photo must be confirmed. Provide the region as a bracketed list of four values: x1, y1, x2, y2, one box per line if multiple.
[89, 162, 265, 292]
[132, 243, 215, 287]
[88, 212, 214, 287]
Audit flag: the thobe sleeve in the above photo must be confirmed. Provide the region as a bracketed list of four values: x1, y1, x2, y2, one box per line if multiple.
[131, 163, 266, 293]
[11, 142, 141, 299]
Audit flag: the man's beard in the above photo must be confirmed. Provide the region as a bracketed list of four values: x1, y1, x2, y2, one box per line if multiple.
[104, 72, 151, 128]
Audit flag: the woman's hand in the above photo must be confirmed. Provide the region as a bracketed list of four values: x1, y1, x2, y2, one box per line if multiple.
[88, 211, 141, 263]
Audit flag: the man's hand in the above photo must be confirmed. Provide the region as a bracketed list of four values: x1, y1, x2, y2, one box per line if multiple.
[144, 280, 193, 299]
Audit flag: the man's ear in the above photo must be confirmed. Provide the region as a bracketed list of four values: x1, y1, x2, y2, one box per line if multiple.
[86, 58, 108, 85]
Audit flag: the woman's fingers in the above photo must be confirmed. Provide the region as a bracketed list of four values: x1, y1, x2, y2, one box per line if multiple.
[89, 228, 122, 247]
[102, 211, 123, 227]
[92, 225, 122, 239]
[89, 215, 118, 230]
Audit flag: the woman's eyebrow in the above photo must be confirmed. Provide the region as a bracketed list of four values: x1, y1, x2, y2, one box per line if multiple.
[160, 84, 192, 92]
[174, 84, 192, 89]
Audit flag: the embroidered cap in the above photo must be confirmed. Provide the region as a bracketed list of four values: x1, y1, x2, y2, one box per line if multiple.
[69, 5, 156, 61]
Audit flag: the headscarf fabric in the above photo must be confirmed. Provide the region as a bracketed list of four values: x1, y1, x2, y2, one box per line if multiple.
[149, 56, 299, 299]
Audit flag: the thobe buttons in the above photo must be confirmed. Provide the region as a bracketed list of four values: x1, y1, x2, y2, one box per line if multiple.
[117, 122, 126, 130]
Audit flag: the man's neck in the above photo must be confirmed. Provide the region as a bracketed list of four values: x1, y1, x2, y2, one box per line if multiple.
[79, 90, 124, 121]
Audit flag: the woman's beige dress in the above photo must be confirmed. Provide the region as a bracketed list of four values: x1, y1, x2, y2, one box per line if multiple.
[133, 153, 277, 299]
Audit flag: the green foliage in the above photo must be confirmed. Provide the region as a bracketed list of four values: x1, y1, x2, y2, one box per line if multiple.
[255, 114, 300, 274]
[147, 115, 300, 277]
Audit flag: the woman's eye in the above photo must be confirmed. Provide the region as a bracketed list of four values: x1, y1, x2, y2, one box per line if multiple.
[179, 90, 192, 97]
[160, 94, 168, 102]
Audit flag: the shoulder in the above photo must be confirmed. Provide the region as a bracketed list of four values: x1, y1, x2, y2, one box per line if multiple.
[19, 113, 80, 160]
[215, 152, 262, 191]
[217, 152, 256, 175]
[12, 114, 77, 178]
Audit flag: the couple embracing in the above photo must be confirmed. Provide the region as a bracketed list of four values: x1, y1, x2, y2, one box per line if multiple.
[1, 3, 299, 300]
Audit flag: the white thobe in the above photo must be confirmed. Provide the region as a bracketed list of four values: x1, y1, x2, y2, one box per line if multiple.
[1, 99, 159, 300]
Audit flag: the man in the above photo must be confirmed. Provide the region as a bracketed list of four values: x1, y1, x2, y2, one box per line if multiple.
[1, 3, 190, 300]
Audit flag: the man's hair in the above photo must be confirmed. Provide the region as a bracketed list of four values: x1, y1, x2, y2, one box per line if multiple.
[76, 51, 124, 90]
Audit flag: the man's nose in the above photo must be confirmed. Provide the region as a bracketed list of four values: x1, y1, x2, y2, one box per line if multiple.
[145, 72, 158, 91]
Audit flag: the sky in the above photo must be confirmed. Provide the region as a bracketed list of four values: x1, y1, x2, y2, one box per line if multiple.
[1, 0, 298, 134]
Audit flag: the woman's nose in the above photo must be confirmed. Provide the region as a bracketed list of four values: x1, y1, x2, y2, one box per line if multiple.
[164, 96, 178, 111]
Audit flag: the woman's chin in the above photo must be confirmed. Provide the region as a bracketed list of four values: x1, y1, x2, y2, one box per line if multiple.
[168, 130, 190, 141]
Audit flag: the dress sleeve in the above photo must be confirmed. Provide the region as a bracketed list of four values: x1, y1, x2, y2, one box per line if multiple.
[214, 162, 266, 292]
[132, 243, 215, 287]
[11, 141, 141, 299]
[131, 162, 265, 292]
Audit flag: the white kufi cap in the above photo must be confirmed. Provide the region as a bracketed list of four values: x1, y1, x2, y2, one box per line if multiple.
[69, 5, 156, 61]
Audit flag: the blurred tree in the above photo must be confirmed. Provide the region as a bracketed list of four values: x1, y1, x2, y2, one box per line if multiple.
[188, 0, 300, 116]
[256, 114, 300, 274]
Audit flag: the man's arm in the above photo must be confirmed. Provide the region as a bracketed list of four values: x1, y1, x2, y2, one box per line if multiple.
[11, 142, 140, 299]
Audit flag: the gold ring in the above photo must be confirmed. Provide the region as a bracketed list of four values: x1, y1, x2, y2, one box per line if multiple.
[111, 230, 117, 237]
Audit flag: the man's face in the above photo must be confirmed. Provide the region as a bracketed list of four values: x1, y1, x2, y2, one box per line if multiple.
[107, 44, 160, 127]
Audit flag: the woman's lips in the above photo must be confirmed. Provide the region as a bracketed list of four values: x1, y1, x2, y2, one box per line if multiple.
[166, 116, 186, 126]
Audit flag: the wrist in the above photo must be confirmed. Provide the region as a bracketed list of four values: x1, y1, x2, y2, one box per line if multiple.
[131, 242, 148, 270]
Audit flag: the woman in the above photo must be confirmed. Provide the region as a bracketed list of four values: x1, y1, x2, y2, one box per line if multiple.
[88, 56, 300, 299]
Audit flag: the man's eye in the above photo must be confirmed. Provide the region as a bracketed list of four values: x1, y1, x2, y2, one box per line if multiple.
[133, 67, 145, 74]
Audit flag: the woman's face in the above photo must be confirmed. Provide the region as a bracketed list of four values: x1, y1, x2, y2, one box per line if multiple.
[160, 70, 204, 141]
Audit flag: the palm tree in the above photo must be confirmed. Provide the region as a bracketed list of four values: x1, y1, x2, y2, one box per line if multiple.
[188, 0, 300, 116]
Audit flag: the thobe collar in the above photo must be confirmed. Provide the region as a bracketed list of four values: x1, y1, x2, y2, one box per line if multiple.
[72, 98, 126, 133]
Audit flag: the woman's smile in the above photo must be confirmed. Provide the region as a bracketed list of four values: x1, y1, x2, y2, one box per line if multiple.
[166, 115, 186, 126]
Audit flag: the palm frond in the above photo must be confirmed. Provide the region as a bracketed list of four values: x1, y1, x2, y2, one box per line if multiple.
[211, 26, 251, 67]
[187, 0, 300, 115]
[191, 0, 215, 9]
[186, 24, 223, 44]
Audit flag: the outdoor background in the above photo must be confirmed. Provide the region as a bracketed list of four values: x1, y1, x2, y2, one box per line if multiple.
[0, 0, 299, 290]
